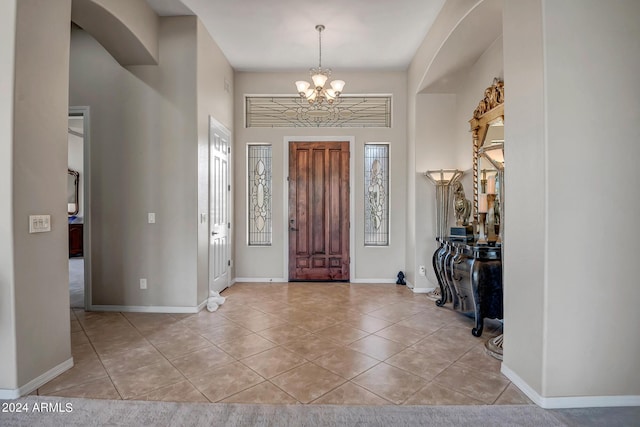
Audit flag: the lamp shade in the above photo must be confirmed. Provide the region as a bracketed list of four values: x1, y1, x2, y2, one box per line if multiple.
[311, 73, 328, 89]
[424, 169, 463, 185]
[480, 143, 504, 170]
[295, 80, 311, 94]
[330, 80, 345, 93]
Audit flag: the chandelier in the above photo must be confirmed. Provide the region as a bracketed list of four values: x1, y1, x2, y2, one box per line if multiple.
[295, 25, 345, 105]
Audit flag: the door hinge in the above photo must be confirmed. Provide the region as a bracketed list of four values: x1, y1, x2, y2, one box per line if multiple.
[228, 222, 231, 229]
[228, 184, 231, 191]
[286, 176, 290, 181]
[228, 147, 231, 154]
[228, 260, 231, 266]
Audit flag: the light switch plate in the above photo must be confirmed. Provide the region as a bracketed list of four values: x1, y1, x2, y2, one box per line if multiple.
[148, 213, 156, 224]
[29, 215, 51, 233]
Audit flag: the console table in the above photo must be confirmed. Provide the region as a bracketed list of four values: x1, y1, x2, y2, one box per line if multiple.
[432, 238, 502, 337]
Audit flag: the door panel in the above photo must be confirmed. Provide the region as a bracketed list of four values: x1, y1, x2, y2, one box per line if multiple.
[210, 118, 230, 293]
[289, 141, 349, 281]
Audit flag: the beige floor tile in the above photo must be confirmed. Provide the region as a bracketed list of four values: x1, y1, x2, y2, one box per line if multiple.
[312, 382, 391, 405]
[70, 319, 83, 333]
[348, 334, 406, 361]
[100, 343, 166, 377]
[432, 363, 510, 404]
[366, 303, 424, 323]
[70, 330, 90, 348]
[257, 324, 310, 345]
[91, 335, 151, 359]
[170, 345, 236, 380]
[122, 312, 181, 334]
[131, 380, 208, 402]
[190, 361, 264, 402]
[315, 324, 369, 346]
[149, 331, 212, 359]
[403, 382, 484, 405]
[385, 348, 452, 381]
[410, 332, 478, 362]
[271, 363, 346, 403]
[294, 315, 342, 332]
[455, 344, 503, 374]
[199, 323, 253, 345]
[313, 347, 380, 379]
[395, 312, 448, 334]
[374, 324, 428, 346]
[39, 356, 108, 395]
[45, 377, 121, 400]
[352, 362, 428, 404]
[222, 381, 298, 404]
[282, 334, 342, 360]
[109, 359, 185, 399]
[494, 383, 534, 405]
[342, 314, 393, 333]
[240, 346, 307, 379]
[71, 342, 100, 363]
[75, 312, 129, 330]
[232, 312, 288, 332]
[62, 284, 512, 407]
[216, 333, 277, 359]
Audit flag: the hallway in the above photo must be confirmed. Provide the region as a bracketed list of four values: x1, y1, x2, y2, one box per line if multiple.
[36, 283, 528, 405]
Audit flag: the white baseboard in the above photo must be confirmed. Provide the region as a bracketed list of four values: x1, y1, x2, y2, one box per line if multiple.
[411, 286, 436, 294]
[197, 298, 207, 312]
[90, 305, 200, 314]
[0, 357, 74, 399]
[234, 277, 288, 283]
[501, 363, 640, 408]
[350, 279, 396, 284]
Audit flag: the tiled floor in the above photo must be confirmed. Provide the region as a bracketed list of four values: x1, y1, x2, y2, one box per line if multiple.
[38, 282, 532, 405]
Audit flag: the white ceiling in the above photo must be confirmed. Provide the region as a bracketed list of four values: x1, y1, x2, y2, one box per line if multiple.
[145, 0, 446, 72]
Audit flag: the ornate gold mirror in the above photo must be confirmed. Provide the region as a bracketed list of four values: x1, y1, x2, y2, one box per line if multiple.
[470, 78, 504, 242]
[68, 168, 79, 216]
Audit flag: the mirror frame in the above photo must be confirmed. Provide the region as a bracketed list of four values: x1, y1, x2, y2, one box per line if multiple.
[469, 78, 504, 221]
[68, 168, 79, 216]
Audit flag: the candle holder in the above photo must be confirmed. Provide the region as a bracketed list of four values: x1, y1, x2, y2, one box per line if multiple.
[486, 193, 497, 242]
[477, 212, 487, 244]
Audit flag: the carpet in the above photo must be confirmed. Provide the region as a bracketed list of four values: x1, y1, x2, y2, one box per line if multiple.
[0, 396, 570, 427]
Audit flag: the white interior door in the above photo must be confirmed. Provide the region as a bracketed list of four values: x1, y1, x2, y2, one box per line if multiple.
[209, 117, 230, 293]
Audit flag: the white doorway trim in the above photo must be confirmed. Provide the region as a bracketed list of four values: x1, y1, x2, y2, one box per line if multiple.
[282, 136, 356, 282]
[208, 116, 232, 294]
[69, 106, 92, 309]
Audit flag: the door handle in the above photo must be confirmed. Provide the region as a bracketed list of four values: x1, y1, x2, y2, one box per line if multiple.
[290, 227, 298, 231]
[212, 231, 218, 236]
[289, 219, 297, 231]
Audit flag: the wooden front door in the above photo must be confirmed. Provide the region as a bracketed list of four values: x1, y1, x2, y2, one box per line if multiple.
[289, 141, 350, 281]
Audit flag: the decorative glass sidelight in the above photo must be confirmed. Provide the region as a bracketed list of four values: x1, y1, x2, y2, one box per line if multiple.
[248, 144, 272, 245]
[364, 143, 389, 246]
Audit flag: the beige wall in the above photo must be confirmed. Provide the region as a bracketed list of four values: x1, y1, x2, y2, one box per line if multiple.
[196, 20, 235, 303]
[233, 71, 407, 282]
[71, 0, 159, 66]
[69, 15, 234, 309]
[542, 0, 640, 398]
[69, 18, 200, 308]
[12, 0, 73, 388]
[503, 0, 640, 404]
[502, 0, 546, 396]
[0, 0, 18, 391]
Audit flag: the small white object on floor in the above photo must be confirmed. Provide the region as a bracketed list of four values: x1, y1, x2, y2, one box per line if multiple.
[206, 290, 226, 312]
